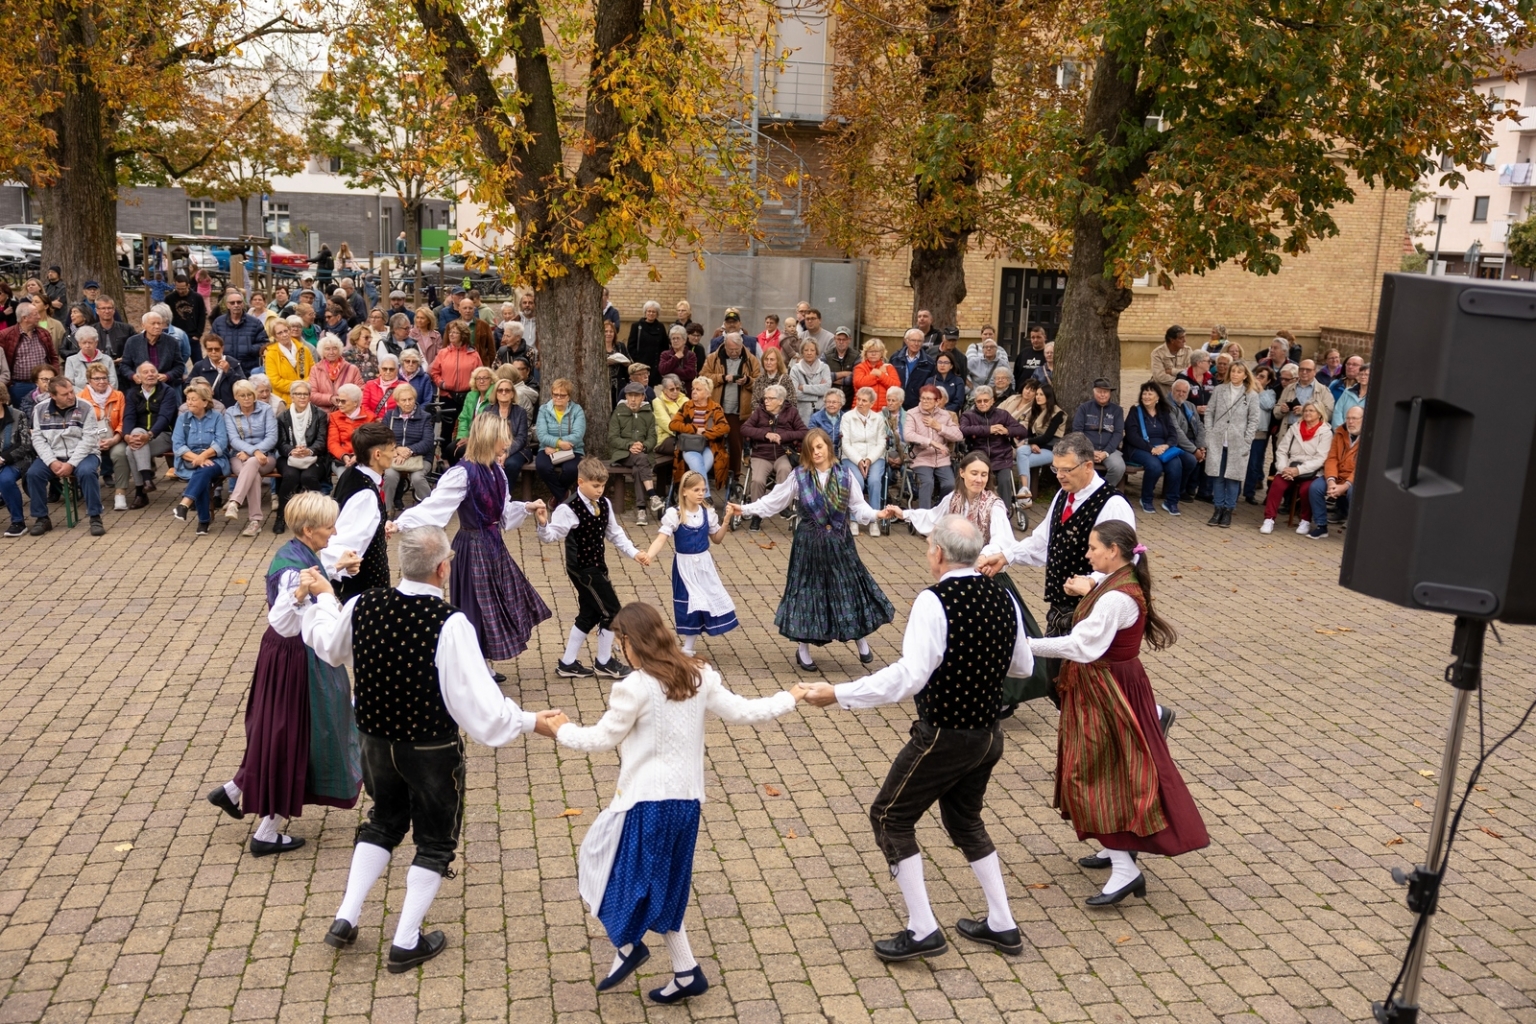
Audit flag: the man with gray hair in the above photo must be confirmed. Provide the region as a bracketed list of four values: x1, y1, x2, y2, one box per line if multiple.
[119, 310, 185, 388]
[803, 514, 1033, 964]
[301, 525, 567, 972]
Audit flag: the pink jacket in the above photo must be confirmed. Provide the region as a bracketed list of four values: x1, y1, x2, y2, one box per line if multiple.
[903, 407, 961, 468]
[308, 358, 363, 413]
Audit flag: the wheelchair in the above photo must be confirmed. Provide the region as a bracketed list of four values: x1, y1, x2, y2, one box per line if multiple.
[729, 453, 799, 533]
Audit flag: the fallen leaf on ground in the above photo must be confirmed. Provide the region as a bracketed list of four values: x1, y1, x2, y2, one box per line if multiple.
[1486, 808, 1498, 816]
[755, 539, 776, 550]
[1418, 770, 1435, 778]
[1027, 883, 1050, 890]
[764, 785, 782, 797]
[1116, 935, 1131, 944]
[1385, 837, 1405, 846]
[1475, 785, 1486, 792]
[1412, 800, 1423, 808]
[1332, 805, 1344, 810]
[234, 578, 247, 585]
[1481, 826, 1504, 839]
[1191, 566, 1203, 571]
[786, 828, 797, 839]
[114, 843, 133, 852]
[1171, 574, 1183, 580]
[559, 808, 582, 817]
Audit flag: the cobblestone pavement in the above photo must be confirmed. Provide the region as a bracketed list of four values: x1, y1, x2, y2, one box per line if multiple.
[2, 464, 1535, 1024]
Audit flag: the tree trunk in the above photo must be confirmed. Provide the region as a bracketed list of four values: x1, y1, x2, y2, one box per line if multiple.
[1053, 45, 1150, 414]
[909, 234, 969, 330]
[240, 196, 250, 236]
[35, 75, 122, 307]
[538, 270, 610, 447]
[404, 200, 422, 254]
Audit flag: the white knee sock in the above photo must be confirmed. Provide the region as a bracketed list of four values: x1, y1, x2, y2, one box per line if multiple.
[608, 943, 634, 977]
[968, 852, 1016, 932]
[797, 642, 812, 662]
[663, 926, 697, 972]
[563, 626, 588, 665]
[392, 865, 443, 949]
[1104, 849, 1140, 894]
[223, 780, 241, 803]
[894, 854, 939, 940]
[856, 638, 871, 657]
[681, 635, 696, 655]
[253, 815, 281, 842]
[596, 629, 615, 664]
[1155, 704, 1163, 720]
[335, 842, 393, 926]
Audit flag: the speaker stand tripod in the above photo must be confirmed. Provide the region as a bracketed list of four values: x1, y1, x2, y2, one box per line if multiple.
[1373, 615, 1486, 1024]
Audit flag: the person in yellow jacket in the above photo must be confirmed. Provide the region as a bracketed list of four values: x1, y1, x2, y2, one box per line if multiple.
[263, 319, 316, 404]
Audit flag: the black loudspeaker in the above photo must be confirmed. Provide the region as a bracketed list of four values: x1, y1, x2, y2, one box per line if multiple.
[1340, 274, 1536, 623]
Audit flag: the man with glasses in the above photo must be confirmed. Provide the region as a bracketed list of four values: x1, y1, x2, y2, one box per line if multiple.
[212, 289, 267, 367]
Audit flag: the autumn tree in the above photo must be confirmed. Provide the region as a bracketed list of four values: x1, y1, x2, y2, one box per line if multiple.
[0, 0, 314, 304]
[386, 0, 766, 444]
[1009, 0, 1536, 410]
[161, 94, 307, 236]
[1508, 211, 1536, 273]
[307, 19, 462, 253]
[814, 0, 1074, 328]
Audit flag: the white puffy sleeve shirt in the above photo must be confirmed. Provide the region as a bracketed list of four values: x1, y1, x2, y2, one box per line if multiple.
[1027, 585, 1140, 664]
[739, 468, 878, 524]
[394, 464, 530, 532]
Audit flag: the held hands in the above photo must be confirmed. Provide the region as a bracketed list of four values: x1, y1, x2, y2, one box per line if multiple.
[534, 504, 550, 525]
[524, 499, 547, 515]
[534, 709, 569, 738]
[725, 502, 744, 519]
[331, 550, 361, 577]
[878, 504, 905, 521]
[798, 682, 837, 708]
[976, 552, 1007, 578]
[384, 520, 401, 537]
[634, 551, 652, 567]
[1063, 575, 1094, 597]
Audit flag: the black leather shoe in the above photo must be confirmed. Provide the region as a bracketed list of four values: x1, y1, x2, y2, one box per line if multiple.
[647, 968, 709, 1004]
[858, 646, 875, 664]
[272, 513, 286, 534]
[324, 919, 358, 949]
[1159, 706, 1177, 737]
[1078, 850, 1137, 870]
[207, 786, 244, 820]
[1086, 873, 1147, 907]
[1206, 509, 1222, 526]
[873, 928, 948, 962]
[130, 489, 149, 510]
[596, 940, 649, 992]
[956, 917, 1023, 955]
[1219, 509, 1233, 528]
[249, 835, 306, 857]
[492, 670, 507, 683]
[387, 929, 447, 973]
[794, 652, 817, 672]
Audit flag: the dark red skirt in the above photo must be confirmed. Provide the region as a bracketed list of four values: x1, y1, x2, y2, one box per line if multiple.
[1076, 658, 1209, 857]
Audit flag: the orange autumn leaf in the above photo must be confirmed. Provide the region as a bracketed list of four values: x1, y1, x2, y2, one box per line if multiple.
[559, 808, 582, 817]
[1027, 883, 1050, 889]
[1116, 935, 1131, 944]
[785, 828, 797, 839]
[1481, 826, 1504, 839]
[1385, 837, 1405, 846]
[764, 785, 782, 797]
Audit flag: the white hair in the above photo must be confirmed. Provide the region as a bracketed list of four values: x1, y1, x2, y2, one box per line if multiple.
[904, 328, 925, 345]
[74, 326, 99, 345]
[764, 384, 788, 401]
[318, 336, 344, 357]
[930, 515, 983, 568]
[378, 353, 399, 368]
[643, 300, 661, 313]
[399, 526, 453, 581]
[336, 383, 363, 402]
[151, 303, 173, 323]
[140, 310, 164, 326]
[501, 321, 524, 341]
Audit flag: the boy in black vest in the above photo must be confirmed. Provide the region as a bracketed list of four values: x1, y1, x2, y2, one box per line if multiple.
[324, 422, 397, 597]
[803, 515, 1034, 963]
[300, 527, 566, 971]
[534, 457, 651, 677]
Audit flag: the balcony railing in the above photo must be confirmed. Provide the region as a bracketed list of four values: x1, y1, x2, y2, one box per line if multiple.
[1498, 162, 1534, 187]
[759, 59, 834, 123]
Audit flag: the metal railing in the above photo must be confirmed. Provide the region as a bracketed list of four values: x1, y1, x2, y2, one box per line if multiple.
[758, 59, 835, 123]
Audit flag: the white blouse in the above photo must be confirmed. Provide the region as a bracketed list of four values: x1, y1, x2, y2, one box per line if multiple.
[1028, 582, 1141, 664]
[556, 666, 795, 810]
[394, 464, 530, 532]
[738, 468, 877, 524]
[903, 495, 1013, 548]
[658, 504, 720, 536]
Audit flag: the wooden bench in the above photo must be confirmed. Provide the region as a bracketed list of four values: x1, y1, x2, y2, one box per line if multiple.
[516, 462, 638, 511]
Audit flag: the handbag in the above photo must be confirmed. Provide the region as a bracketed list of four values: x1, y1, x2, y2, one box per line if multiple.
[997, 575, 1052, 709]
[397, 456, 426, 473]
[1139, 408, 1183, 464]
[678, 432, 709, 453]
[549, 448, 576, 465]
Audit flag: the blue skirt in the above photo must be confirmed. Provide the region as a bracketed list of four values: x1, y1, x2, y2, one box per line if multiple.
[597, 800, 701, 946]
[672, 560, 739, 637]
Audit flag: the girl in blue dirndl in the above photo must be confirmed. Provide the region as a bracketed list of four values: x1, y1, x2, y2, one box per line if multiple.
[730, 427, 895, 672]
[554, 603, 804, 1005]
[641, 470, 737, 653]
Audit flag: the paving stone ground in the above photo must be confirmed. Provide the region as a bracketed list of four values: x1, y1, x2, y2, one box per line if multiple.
[2, 456, 1535, 1024]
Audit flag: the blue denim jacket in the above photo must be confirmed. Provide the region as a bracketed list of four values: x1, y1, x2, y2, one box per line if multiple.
[172, 409, 230, 478]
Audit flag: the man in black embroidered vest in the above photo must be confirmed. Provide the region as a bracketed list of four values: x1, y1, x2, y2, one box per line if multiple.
[323, 422, 396, 598]
[980, 431, 1135, 639]
[535, 456, 650, 678]
[803, 516, 1035, 963]
[301, 526, 566, 972]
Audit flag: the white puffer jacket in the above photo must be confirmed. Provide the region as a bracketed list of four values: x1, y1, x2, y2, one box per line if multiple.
[841, 408, 889, 464]
[1274, 420, 1333, 477]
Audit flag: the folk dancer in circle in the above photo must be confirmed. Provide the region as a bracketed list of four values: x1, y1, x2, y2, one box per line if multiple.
[1026, 521, 1209, 905]
[300, 527, 567, 972]
[801, 516, 1034, 962]
[640, 470, 738, 653]
[206, 493, 363, 856]
[323, 422, 398, 598]
[727, 428, 896, 672]
[390, 415, 551, 682]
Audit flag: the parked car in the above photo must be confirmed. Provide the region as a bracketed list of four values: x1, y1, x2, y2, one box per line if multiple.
[268, 244, 312, 270]
[1, 224, 42, 244]
[391, 252, 502, 291]
[0, 228, 43, 259]
[186, 245, 220, 273]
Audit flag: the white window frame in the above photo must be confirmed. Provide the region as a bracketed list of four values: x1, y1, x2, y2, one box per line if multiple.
[189, 199, 217, 234]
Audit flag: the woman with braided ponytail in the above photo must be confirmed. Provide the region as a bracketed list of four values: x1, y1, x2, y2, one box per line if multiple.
[1028, 521, 1208, 907]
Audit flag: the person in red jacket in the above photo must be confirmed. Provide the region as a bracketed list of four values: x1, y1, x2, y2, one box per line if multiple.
[1, 302, 62, 408]
[327, 384, 376, 469]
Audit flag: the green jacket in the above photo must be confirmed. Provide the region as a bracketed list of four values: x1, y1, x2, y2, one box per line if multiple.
[456, 388, 493, 439]
[608, 402, 657, 461]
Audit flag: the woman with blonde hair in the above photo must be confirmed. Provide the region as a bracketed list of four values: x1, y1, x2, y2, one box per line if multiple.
[263, 318, 315, 403]
[224, 378, 279, 536]
[668, 376, 730, 508]
[171, 380, 230, 535]
[408, 306, 442, 365]
[1200, 359, 1265, 528]
[852, 338, 899, 411]
[753, 345, 798, 409]
[394, 414, 551, 678]
[206, 492, 363, 855]
[1260, 399, 1331, 534]
[535, 376, 587, 505]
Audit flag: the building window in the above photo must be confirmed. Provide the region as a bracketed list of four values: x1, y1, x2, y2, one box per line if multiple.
[1439, 153, 1454, 172]
[1472, 196, 1490, 222]
[189, 200, 217, 234]
[263, 201, 291, 244]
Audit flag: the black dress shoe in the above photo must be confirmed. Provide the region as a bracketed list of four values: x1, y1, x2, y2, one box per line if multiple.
[1086, 873, 1147, 907]
[1159, 706, 1177, 737]
[795, 652, 817, 672]
[1219, 509, 1232, 528]
[130, 489, 149, 510]
[324, 919, 358, 948]
[207, 786, 244, 820]
[1078, 850, 1137, 870]
[596, 940, 650, 992]
[249, 835, 306, 857]
[956, 917, 1023, 955]
[492, 670, 507, 683]
[858, 646, 875, 664]
[387, 930, 447, 973]
[873, 928, 948, 962]
[647, 968, 709, 1004]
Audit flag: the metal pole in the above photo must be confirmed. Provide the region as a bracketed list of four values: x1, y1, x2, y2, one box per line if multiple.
[748, 48, 761, 260]
[1431, 215, 1445, 276]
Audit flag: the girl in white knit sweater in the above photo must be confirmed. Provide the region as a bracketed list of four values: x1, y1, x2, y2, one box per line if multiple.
[549, 602, 806, 1004]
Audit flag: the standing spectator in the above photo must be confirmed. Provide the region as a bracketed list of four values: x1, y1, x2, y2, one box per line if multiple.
[934, 327, 968, 382]
[1200, 360, 1265, 527]
[913, 309, 941, 351]
[798, 308, 834, 354]
[516, 290, 537, 350]
[409, 307, 442, 366]
[273, 382, 328, 533]
[707, 308, 757, 354]
[1032, 341, 1055, 385]
[601, 287, 620, 331]
[1314, 348, 1346, 388]
[263, 320, 315, 404]
[327, 384, 375, 469]
[930, 352, 965, 413]
[21, 377, 106, 536]
[1123, 381, 1191, 516]
[381, 384, 435, 512]
[1328, 354, 1364, 401]
[1015, 325, 1048, 379]
[211, 290, 267, 368]
[1243, 365, 1281, 504]
[315, 244, 334, 290]
[93, 297, 133, 361]
[1332, 365, 1368, 427]
[433, 287, 463, 332]
[61, 302, 96, 359]
[684, 322, 708, 371]
[1, 303, 62, 407]
[250, 291, 281, 338]
[1260, 401, 1332, 535]
[1309, 405, 1362, 539]
[853, 339, 901, 412]
[1257, 336, 1290, 372]
[42, 266, 68, 314]
[343, 325, 380, 383]
[168, 275, 207, 347]
[1274, 359, 1334, 431]
[959, 385, 1027, 507]
[1150, 325, 1191, 387]
[757, 313, 783, 353]
[223, 379, 278, 536]
[170, 381, 229, 535]
[494, 319, 535, 369]
[608, 383, 663, 525]
[1070, 377, 1126, 487]
[840, 387, 890, 532]
[628, 301, 670, 385]
[64, 327, 117, 390]
[790, 338, 831, 423]
[753, 346, 797, 410]
[195, 269, 214, 315]
[658, 325, 698, 391]
[603, 319, 630, 409]
[318, 303, 350, 347]
[308, 336, 363, 414]
[700, 332, 760, 487]
[191, 335, 247, 409]
[1177, 352, 1213, 410]
[460, 297, 495, 366]
[77, 362, 129, 510]
[823, 328, 860, 405]
[1200, 324, 1229, 356]
[890, 329, 935, 409]
[535, 378, 586, 505]
[903, 385, 961, 508]
[965, 329, 1010, 393]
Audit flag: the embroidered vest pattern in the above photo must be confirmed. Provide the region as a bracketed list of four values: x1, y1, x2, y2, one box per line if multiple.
[914, 575, 1015, 729]
[352, 589, 458, 742]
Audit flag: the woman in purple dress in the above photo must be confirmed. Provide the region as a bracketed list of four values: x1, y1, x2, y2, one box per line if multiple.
[392, 413, 551, 681]
[205, 492, 363, 856]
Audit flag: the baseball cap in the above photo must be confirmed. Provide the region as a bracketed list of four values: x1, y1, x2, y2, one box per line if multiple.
[724, 307, 741, 320]
[942, 326, 959, 339]
[835, 326, 852, 337]
[1092, 377, 1114, 390]
[83, 280, 100, 290]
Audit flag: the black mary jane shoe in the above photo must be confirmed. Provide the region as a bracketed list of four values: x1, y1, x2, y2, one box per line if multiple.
[1078, 850, 1137, 870]
[1159, 706, 1177, 737]
[249, 835, 306, 857]
[1085, 873, 1147, 907]
[492, 670, 507, 683]
[873, 928, 948, 963]
[795, 652, 818, 672]
[857, 646, 875, 665]
[207, 786, 244, 820]
[648, 968, 709, 1004]
[324, 919, 358, 949]
[387, 929, 447, 973]
[596, 940, 649, 992]
[955, 918, 1024, 955]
